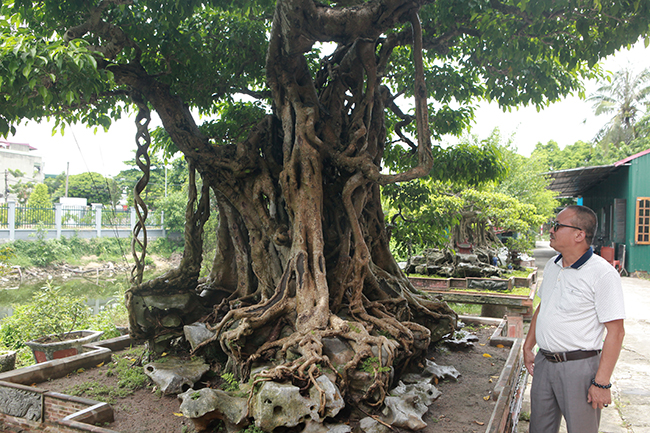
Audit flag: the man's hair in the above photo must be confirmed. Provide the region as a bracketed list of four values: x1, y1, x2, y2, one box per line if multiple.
[565, 205, 597, 244]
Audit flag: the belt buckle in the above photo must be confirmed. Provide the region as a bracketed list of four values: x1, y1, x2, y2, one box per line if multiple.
[551, 352, 565, 362]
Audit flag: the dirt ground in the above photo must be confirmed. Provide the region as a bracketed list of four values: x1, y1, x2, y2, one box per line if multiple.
[36, 324, 508, 433]
[418, 324, 510, 433]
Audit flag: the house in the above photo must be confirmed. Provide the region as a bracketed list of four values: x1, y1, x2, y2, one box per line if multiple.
[547, 148, 650, 274]
[0, 140, 44, 202]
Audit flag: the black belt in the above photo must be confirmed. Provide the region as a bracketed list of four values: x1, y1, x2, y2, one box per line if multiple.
[540, 349, 601, 363]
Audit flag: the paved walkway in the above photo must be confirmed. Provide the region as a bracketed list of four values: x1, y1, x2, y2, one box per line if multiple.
[517, 241, 650, 433]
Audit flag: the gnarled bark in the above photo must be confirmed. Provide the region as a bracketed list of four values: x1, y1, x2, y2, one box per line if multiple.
[123, 0, 457, 414]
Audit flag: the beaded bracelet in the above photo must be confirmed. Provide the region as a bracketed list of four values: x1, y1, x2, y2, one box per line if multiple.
[591, 378, 612, 389]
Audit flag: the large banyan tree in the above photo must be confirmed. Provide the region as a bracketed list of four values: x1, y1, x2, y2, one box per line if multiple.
[2, 0, 649, 425]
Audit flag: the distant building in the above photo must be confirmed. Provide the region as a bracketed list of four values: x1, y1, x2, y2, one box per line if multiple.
[547, 148, 650, 274]
[0, 140, 44, 202]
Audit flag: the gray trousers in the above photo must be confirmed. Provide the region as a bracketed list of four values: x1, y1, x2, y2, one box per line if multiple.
[530, 351, 601, 433]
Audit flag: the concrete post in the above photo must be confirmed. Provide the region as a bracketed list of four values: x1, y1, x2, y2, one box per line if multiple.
[55, 203, 62, 239]
[130, 207, 136, 231]
[161, 211, 165, 237]
[8, 201, 15, 241]
[93, 204, 102, 238]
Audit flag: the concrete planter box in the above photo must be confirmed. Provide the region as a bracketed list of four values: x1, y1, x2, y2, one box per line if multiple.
[0, 350, 17, 372]
[25, 330, 103, 363]
[461, 316, 528, 433]
[410, 269, 538, 318]
[0, 335, 133, 433]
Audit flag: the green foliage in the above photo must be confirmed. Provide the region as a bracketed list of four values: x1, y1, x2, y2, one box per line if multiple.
[200, 101, 268, 145]
[87, 297, 129, 340]
[490, 132, 558, 220]
[220, 372, 240, 392]
[10, 236, 70, 267]
[240, 426, 266, 433]
[115, 154, 188, 208]
[0, 0, 646, 138]
[27, 183, 53, 209]
[54, 172, 119, 206]
[0, 244, 15, 277]
[384, 131, 512, 258]
[589, 67, 650, 147]
[359, 357, 390, 374]
[385, 129, 554, 260]
[150, 236, 185, 257]
[155, 190, 188, 233]
[8, 176, 35, 206]
[6, 233, 176, 270]
[459, 188, 544, 254]
[0, 281, 126, 367]
[44, 172, 67, 197]
[64, 346, 151, 404]
[0, 283, 90, 347]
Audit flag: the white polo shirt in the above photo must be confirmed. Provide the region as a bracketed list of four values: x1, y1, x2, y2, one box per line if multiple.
[536, 248, 626, 353]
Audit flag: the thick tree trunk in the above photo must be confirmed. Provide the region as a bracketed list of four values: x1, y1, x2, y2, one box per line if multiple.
[125, 0, 456, 405]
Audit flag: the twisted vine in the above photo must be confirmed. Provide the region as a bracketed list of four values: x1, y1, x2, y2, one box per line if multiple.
[130, 94, 151, 286]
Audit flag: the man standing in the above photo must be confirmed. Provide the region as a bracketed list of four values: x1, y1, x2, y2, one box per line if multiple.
[523, 205, 625, 433]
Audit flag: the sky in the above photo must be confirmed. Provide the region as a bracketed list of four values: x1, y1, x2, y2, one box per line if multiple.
[7, 39, 650, 177]
[465, 40, 650, 156]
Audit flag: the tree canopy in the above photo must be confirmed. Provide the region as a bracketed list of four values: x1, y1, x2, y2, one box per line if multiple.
[2, 0, 650, 429]
[384, 129, 554, 262]
[55, 172, 118, 205]
[27, 182, 52, 208]
[589, 66, 650, 146]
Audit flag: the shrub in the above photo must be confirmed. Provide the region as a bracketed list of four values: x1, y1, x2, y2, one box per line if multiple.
[0, 283, 90, 348]
[150, 236, 184, 257]
[9, 237, 71, 267]
[0, 244, 15, 276]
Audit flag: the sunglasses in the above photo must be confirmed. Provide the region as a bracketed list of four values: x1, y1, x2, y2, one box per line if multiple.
[551, 220, 583, 232]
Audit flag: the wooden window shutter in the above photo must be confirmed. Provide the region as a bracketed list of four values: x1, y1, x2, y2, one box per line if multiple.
[635, 198, 650, 245]
[614, 198, 626, 243]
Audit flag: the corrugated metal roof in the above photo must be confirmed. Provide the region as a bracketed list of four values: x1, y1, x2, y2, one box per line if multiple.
[545, 149, 650, 198]
[545, 147, 650, 197]
[546, 164, 622, 197]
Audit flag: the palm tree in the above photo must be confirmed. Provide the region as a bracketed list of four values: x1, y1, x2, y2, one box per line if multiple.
[588, 67, 650, 147]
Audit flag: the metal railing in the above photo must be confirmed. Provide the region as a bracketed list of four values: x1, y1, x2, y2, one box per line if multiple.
[0, 202, 164, 241]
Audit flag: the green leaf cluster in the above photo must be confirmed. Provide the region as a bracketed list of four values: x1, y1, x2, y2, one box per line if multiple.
[384, 129, 555, 259]
[27, 183, 53, 209]
[0, 283, 90, 347]
[53, 172, 119, 206]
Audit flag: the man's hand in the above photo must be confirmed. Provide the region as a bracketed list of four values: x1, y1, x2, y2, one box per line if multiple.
[587, 385, 611, 409]
[523, 306, 540, 376]
[523, 347, 535, 375]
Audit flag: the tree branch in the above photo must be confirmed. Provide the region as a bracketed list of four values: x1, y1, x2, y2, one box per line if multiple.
[63, 0, 141, 61]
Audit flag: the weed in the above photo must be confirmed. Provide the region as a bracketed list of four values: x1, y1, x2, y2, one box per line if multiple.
[64, 380, 131, 404]
[436, 345, 450, 355]
[63, 347, 150, 404]
[221, 372, 240, 392]
[359, 357, 390, 374]
[240, 425, 265, 433]
[377, 330, 394, 339]
[348, 324, 361, 333]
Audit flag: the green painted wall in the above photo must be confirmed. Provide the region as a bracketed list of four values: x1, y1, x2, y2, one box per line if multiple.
[627, 154, 650, 273]
[583, 152, 650, 274]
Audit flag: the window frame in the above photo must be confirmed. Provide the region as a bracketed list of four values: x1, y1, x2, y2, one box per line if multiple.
[635, 197, 650, 245]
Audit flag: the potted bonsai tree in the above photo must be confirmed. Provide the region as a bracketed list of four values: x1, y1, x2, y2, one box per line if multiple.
[1, 283, 102, 364]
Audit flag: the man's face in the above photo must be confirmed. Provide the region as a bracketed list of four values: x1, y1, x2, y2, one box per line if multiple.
[549, 209, 582, 252]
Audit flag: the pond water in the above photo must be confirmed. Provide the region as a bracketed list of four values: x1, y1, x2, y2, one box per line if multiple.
[0, 274, 133, 320]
